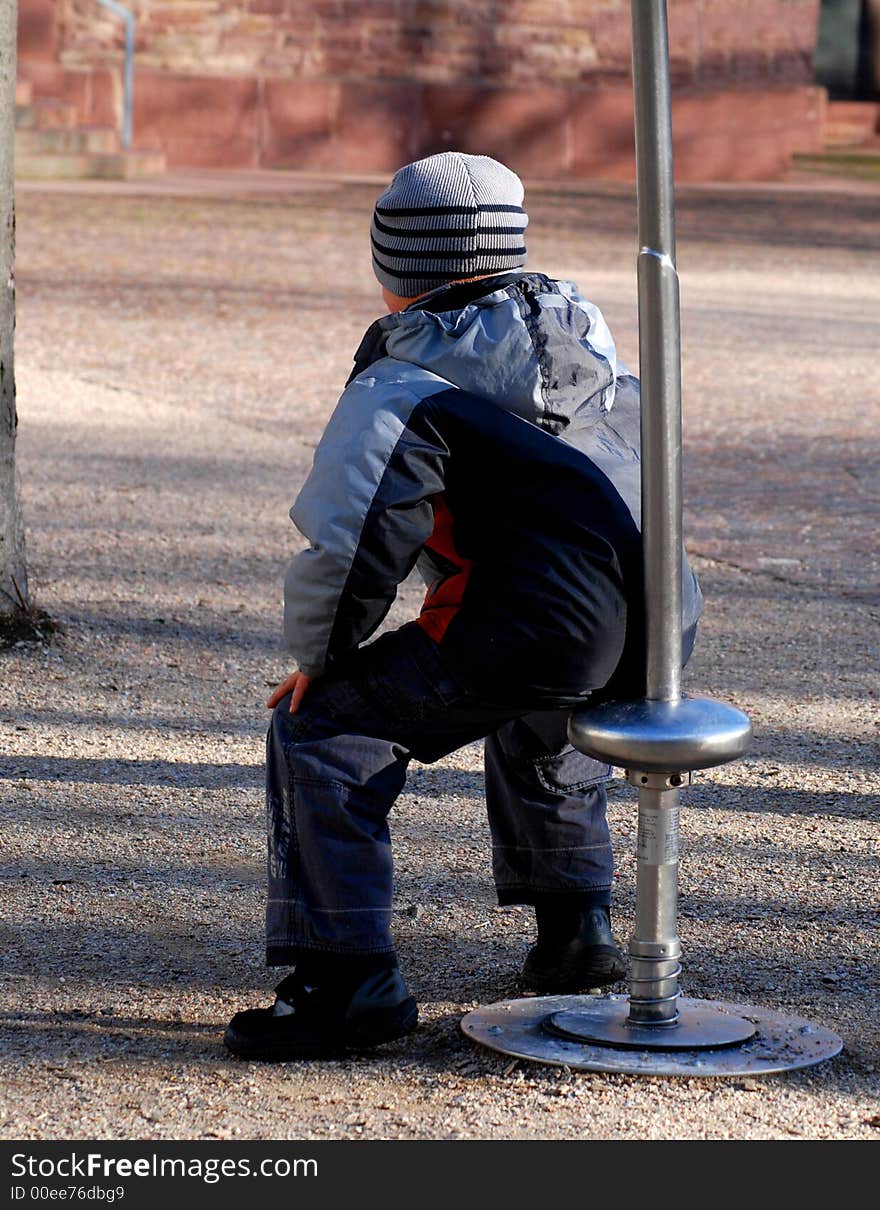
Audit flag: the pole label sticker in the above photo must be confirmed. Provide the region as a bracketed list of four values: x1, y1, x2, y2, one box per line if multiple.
[637, 805, 680, 865]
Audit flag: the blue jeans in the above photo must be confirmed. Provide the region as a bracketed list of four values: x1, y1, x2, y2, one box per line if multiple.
[266, 622, 613, 963]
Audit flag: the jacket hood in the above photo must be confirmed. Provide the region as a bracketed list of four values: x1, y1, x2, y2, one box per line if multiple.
[349, 272, 620, 436]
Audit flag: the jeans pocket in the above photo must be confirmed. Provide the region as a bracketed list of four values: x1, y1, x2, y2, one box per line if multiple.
[533, 744, 612, 795]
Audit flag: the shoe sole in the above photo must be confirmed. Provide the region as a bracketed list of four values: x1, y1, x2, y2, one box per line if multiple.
[223, 998, 419, 1062]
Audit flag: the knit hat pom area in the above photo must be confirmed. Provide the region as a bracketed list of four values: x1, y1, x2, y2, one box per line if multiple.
[371, 151, 529, 299]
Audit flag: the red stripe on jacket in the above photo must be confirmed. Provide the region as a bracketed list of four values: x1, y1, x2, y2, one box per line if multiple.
[417, 494, 474, 643]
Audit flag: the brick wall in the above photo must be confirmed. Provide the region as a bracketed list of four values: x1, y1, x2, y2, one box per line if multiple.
[19, 0, 826, 179]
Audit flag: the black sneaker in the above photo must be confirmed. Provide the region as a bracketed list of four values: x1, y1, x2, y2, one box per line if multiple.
[521, 905, 627, 993]
[224, 965, 418, 1061]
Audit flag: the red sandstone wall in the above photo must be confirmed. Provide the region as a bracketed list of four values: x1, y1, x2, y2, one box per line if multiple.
[18, 0, 826, 180]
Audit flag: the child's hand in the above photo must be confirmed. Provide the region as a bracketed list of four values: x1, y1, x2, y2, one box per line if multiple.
[266, 670, 313, 714]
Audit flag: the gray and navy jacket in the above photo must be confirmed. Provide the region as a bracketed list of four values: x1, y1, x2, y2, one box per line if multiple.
[283, 272, 702, 707]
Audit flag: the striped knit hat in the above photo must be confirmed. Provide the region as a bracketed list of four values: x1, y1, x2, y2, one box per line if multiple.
[371, 151, 528, 298]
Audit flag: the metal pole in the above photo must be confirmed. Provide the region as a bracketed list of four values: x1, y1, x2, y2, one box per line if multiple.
[462, 0, 839, 1083]
[628, 776, 682, 1025]
[627, 0, 683, 1027]
[95, 0, 136, 150]
[633, 0, 682, 705]
[122, 10, 134, 150]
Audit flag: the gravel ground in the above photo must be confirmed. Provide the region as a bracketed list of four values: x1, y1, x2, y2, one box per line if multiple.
[1, 170, 878, 1141]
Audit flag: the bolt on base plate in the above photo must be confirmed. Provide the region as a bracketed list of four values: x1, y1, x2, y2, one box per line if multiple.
[461, 994, 843, 1077]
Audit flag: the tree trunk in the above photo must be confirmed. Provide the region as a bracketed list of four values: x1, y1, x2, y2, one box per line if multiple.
[0, 0, 28, 615]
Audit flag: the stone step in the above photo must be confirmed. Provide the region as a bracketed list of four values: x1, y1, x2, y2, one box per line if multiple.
[15, 149, 167, 181]
[16, 127, 120, 156]
[33, 98, 80, 131]
[823, 100, 880, 147]
[15, 104, 37, 130]
[792, 147, 880, 180]
[15, 98, 81, 132]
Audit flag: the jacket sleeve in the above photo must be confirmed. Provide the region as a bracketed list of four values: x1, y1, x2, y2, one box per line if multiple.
[282, 375, 447, 677]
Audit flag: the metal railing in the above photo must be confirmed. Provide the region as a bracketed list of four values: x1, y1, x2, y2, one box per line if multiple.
[95, 0, 135, 149]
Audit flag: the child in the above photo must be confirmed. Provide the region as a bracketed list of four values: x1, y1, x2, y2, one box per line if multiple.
[225, 152, 702, 1060]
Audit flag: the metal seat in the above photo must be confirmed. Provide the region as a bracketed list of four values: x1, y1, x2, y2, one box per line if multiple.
[568, 695, 753, 775]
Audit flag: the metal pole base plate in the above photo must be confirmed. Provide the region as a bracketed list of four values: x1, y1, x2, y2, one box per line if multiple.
[546, 1000, 756, 1051]
[461, 994, 843, 1077]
